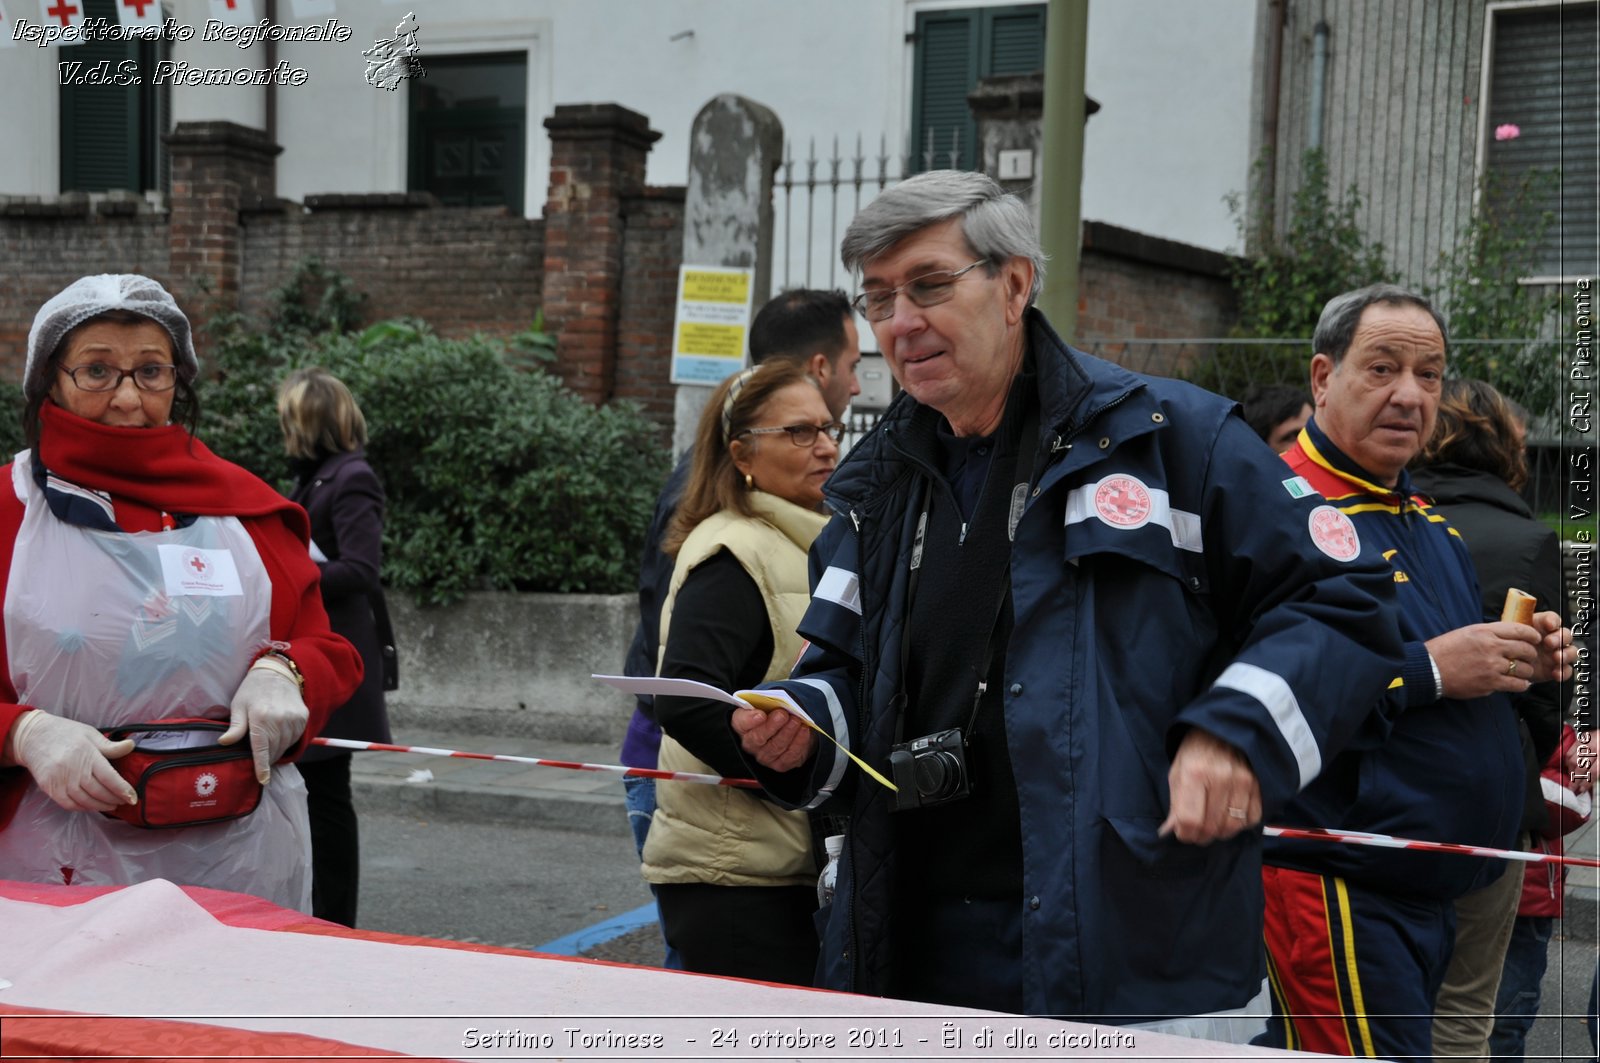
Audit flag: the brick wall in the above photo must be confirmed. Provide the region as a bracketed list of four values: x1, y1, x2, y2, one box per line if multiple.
[1, 117, 1234, 437]
[239, 197, 544, 338]
[541, 104, 661, 406]
[614, 187, 685, 433]
[1075, 221, 1239, 378]
[0, 198, 171, 379]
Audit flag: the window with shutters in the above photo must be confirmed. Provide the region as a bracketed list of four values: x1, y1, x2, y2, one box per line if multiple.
[59, 0, 169, 194]
[909, 4, 1045, 173]
[408, 53, 527, 213]
[1481, 1, 1598, 279]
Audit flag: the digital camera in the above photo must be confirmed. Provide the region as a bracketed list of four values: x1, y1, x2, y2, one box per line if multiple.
[889, 727, 972, 811]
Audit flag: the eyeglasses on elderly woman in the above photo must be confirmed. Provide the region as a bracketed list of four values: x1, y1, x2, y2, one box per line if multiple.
[735, 421, 847, 447]
[58, 363, 179, 393]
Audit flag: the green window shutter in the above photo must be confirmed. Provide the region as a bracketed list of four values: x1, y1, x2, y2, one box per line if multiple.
[1487, 3, 1599, 277]
[911, 5, 1045, 174]
[59, 1, 139, 192]
[986, 7, 1046, 75]
[58, 0, 165, 194]
[911, 11, 980, 172]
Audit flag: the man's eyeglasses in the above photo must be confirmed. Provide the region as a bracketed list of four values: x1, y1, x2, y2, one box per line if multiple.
[850, 259, 988, 321]
[737, 422, 847, 447]
[58, 363, 178, 393]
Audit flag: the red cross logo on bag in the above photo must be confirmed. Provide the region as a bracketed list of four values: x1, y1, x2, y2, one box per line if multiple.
[194, 772, 218, 797]
[183, 550, 210, 576]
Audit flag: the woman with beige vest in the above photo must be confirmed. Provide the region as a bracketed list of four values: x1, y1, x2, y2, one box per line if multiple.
[641, 360, 841, 984]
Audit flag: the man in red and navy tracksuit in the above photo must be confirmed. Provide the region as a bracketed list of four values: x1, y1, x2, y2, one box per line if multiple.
[1259, 284, 1576, 1060]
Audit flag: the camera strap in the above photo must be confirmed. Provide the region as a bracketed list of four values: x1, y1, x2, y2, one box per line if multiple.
[892, 387, 1042, 746]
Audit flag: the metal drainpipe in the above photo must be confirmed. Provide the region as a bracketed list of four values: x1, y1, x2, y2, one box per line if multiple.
[1309, 19, 1329, 151]
[265, 0, 278, 187]
[1258, 0, 1286, 247]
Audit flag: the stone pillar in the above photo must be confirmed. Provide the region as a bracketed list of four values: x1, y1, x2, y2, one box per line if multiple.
[672, 94, 783, 456]
[542, 104, 661, 405]
[163, 121, 281, 315]
[968, 74, 1045, 208]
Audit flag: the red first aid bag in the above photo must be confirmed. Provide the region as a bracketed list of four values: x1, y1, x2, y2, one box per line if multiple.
[98, 718, 262, 829]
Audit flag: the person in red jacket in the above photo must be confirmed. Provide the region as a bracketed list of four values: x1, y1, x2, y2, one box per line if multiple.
[0, 274, 362, 912]
[1489, 726, 1593, 1059]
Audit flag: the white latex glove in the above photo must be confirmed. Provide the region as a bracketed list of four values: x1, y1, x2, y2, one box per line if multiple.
[220, 661, 309, 784]
[7, 710, 137, 812]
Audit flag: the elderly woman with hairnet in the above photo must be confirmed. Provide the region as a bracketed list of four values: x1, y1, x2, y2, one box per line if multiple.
[0, 275, 361, 911]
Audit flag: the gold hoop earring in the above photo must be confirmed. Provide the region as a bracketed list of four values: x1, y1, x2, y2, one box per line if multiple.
[744, 473, 754, 491]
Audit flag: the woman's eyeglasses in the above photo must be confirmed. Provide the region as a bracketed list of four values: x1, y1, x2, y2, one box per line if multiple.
[737, 422, 847, 447]
[850, 259, 987, 321]
[58, 363, 179, 393]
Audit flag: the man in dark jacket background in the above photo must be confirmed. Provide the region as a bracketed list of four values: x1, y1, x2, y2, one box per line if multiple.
[732, 171, 1410, 1035]
[1262, 287, 1575, 1060]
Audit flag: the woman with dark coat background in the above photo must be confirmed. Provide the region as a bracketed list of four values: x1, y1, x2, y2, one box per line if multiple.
[1411, 378, 1567, 1061]
[279, 366, 392, 927]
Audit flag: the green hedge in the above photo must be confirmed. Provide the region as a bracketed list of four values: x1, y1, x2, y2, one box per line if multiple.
[195, 315, 668, 605]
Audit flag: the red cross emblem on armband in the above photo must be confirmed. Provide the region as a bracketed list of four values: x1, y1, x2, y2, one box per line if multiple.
[1093, 475, 1153, 528]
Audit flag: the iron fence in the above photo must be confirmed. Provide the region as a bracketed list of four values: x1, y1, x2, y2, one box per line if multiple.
[773, 131, 963, 300]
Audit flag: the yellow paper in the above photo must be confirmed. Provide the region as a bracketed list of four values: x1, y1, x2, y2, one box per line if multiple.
[735, 692, 898, 792]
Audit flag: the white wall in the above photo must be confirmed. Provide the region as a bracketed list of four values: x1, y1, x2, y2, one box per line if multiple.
[0, 0, 1255, 253]
[1081, 0, 1256, 252]
[0, 42, 59, 195]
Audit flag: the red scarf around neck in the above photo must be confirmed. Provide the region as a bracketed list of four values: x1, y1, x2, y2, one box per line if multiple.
[36, 401, 306, 535]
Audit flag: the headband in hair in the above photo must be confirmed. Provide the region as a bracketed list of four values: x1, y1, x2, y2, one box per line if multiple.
[720, 367, 760, 442]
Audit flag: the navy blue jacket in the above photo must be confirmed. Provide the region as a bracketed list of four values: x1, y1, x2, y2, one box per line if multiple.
[1266, 420, 1525, 898]
[751, 311, 1405, 1020]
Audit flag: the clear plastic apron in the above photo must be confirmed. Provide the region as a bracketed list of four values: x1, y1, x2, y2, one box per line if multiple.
[0, 454, 312, 911]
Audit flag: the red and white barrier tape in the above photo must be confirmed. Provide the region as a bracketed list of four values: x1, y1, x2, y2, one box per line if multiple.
[311, 736, 761, 789]
[319, 737, 1600, 868]
[1263, 825, 1600, 869]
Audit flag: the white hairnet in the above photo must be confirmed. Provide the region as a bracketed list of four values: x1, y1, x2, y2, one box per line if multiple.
[25, 275, 198, 399]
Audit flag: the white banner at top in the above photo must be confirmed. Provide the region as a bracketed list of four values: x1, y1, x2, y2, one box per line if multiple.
[114, 0, 165, 29]
[34, 0, 85, 33]
[207, 0, 257, 25]
[287, 0, 335, 18]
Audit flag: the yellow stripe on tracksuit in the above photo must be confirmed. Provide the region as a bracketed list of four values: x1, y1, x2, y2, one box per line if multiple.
[1325, 876, 1378, 1058]
[1263, 948, 1297, 1052]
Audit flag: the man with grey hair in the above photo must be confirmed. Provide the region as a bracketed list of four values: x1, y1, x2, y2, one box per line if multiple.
[1259, 283, 1574, 1059]
[730, 172, 1407, 1031]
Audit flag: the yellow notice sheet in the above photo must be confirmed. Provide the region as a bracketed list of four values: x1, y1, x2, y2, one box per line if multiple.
[669, 265, 755, 385]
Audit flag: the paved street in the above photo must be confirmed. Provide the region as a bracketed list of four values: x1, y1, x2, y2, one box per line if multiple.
[350, 737, 1600, 1055]
[359, 806, 654, 956]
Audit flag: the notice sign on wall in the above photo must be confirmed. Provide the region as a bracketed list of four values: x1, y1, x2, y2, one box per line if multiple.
[670, 265, 756, 385]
